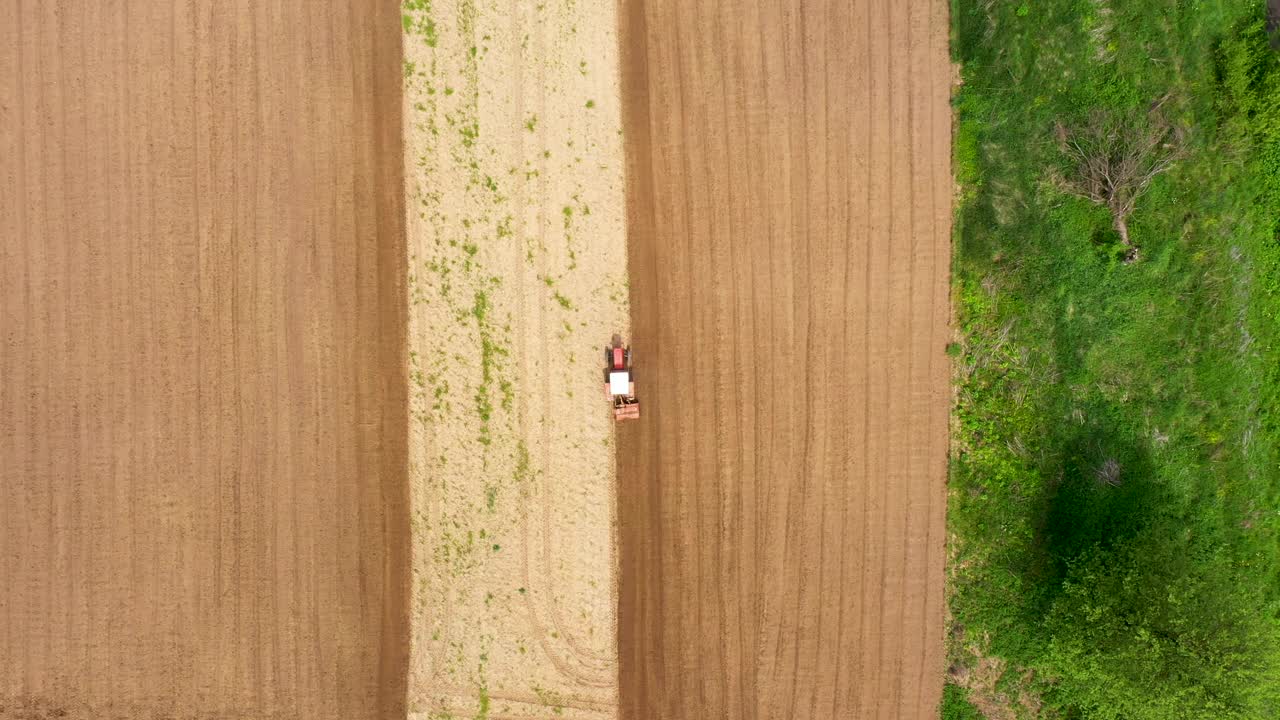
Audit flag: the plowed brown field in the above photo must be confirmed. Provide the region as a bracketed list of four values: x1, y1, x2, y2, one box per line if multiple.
[617, 0, 952, 718]
[0, 2, 407, 719]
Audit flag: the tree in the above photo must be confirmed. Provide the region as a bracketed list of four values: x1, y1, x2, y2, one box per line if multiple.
[1053, 97, 1187, 262]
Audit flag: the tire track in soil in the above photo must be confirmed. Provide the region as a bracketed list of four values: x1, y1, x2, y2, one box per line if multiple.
[616, 1, 952, 718]
[0, 2, 408, 719]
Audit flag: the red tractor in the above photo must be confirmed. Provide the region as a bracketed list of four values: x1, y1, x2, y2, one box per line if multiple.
[604, 334, 639, 421]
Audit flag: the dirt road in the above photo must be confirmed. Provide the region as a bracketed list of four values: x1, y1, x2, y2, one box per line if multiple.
[617, 0, 952, 718]
[0, 3, 407, 719]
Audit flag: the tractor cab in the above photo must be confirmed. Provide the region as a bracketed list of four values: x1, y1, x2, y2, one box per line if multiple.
[604, 334, 639, 421]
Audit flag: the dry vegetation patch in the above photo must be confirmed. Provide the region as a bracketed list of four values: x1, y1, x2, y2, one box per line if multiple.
[401, 0, 627, 717]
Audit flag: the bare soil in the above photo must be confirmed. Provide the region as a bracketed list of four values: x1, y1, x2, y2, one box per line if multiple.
[617, 0, 953, 718]
[0, 2, 408, 719]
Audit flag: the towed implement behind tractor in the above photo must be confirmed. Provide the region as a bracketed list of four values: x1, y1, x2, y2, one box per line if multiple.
[604, 334, 639, 421]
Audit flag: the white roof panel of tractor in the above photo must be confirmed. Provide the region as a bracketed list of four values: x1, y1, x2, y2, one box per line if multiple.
[609, 371, 631, 396]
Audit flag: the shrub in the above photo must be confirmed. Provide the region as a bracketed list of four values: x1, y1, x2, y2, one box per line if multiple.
[1040, 525, 1280, 720]
[1218, 18, 1280, 144]
[940, 684, 984, 720]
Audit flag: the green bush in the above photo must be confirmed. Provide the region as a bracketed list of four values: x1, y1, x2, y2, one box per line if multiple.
[940, 684, 984, 720]
[1218, 15, 1280, 227]
[1040, 527, 1280, 719]
[1218, 17, 1280, 143]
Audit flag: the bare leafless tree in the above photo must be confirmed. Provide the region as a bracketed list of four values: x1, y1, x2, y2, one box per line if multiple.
[1052, 95, 1187, 262]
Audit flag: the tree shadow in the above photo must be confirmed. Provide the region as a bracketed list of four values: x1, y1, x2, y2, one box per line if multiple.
[1038, 423, 1166, 577]
[1021, 309, 1175, 611]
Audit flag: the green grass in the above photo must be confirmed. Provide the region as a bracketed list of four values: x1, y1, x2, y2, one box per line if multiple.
[949, 1, 1280, 717]
[941, 684, 983, 720]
